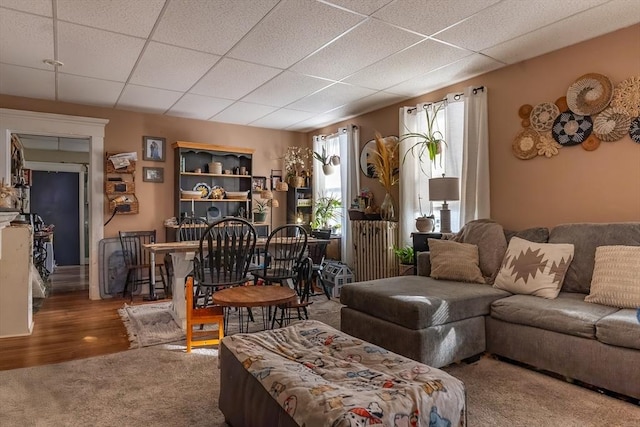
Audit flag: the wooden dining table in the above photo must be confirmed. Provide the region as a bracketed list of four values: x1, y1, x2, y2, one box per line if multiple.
[143, 237, 328, 329]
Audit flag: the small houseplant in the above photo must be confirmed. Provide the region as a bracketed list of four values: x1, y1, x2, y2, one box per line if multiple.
[284, 146, 313, 186]
[393, 245, 415, 275]
[415, 195, 435, 232]
[401, 103, 446, 172]
[253, 199, 269, 223]
[312, 194, 341, 231]
[313, 146, 340, 175]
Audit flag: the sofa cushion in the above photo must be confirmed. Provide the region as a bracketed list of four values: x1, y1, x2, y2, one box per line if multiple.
[493, 237, 574, 299]
[451, 219, 508, 284]
[340, 276, 511, 330]
[548, 223, 640, 293]
[428, 239, 485, 284]
[595, 309, 640, 350]
[585, 245, 640, 309]
[490, 292, 619, 339]
[504, 227, 549, 244]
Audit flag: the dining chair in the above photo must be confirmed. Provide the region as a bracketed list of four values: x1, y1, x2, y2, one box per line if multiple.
[252, 224, 308, 287]
[272, 256, 313, 328]
[307, 230, 332, 300]
[193, 217, 257, 306]
[185, 276, 224, 352]
[164, 216, 209, 296]
[119, 230, 167, 301]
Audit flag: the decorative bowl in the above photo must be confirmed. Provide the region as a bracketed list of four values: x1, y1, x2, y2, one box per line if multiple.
[226, 191, 249, 200]
[181, 190, 203, 199]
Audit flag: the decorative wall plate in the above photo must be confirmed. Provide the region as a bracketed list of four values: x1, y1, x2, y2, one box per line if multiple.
[611, 75, 640, 117]
[630, 117, 640, 143]
[552, 111, 593, 146]
[530, 102, 560, 132]
[193, 182, 211, 198]
[593, 108, 632, 142]
[512, 128, 540, 160]
[566, 73, 613, 116]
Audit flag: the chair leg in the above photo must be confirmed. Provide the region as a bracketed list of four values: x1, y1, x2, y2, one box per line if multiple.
[317, 274, 331, 300]
[186, 323, 192, 353]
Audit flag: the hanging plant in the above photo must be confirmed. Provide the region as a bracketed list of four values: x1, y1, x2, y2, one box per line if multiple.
[313, 146, 340, 175]
[401, 103, 446, 174]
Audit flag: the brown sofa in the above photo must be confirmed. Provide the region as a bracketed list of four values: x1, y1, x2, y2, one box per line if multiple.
[340, 222, 640, 399]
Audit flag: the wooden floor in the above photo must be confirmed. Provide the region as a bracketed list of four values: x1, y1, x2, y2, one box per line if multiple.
[0, 266, 145, 371]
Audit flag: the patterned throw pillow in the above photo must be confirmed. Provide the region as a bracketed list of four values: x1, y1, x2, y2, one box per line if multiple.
[493, 237, 574, 298]
[428, 239, 485, 284]
[585, 246, 640, 309]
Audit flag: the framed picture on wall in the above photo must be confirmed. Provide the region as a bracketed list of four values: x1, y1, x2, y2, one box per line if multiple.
[252, 176, 267, 192]
[143, 167, 164, 183]
[271, 175, 282, 190]
[143, 136, 166, 162]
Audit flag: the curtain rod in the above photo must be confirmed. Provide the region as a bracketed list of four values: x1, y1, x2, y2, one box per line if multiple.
[407, 85, 485, 112]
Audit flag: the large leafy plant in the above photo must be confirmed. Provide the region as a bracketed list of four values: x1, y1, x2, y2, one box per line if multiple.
[312, 194, 341, 229]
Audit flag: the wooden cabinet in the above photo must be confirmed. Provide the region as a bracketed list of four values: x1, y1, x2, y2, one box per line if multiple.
[172, 141, 254, 224]
[287, 184, 312, 234]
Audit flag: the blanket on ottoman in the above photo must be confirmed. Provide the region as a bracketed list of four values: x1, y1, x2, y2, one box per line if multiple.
[221, 320, 466, 426]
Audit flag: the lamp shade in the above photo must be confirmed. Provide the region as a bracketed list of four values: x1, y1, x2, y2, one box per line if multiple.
[429, 176, 459, 202]
[260, 189, 274, 200]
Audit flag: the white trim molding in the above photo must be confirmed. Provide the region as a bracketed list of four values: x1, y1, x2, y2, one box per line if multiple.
[1, 108, 109, 300]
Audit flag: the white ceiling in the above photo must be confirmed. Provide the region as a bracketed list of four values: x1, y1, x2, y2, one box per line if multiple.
[1, 0, 638, 132]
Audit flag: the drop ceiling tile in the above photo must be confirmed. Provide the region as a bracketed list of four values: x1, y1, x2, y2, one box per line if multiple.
[190, 58, 282, 100]
[373, 0, 501, 36]
[0, 0, 52, 16]
[0, 63, 54, 99]
[344, 39, 471, 90]
[291, 19, 423, 81]
[386, 54, 503, 97]
[287, 83, 376, 113]
[117, 84, 183, 114]
[130, 42, 220, 92]
[211, 102, 278, 125]
[289, 110, 346, 131]
[0, 9, 53, 69]
[153, 0, 279, 55]
[242, 71, 334, 107]
[327, 91, 407, 117]
[57, 22, 145, 81]
[325, 0, 394, 16]
[58, 73, 123, 107]
[483, 0, 640, 64]
[228, 0, 364, 69]
[57, 0, 164, 38]
[436, 0, 609, 52]
[166, 94, 234, 120]
[251, 108, 316, 129]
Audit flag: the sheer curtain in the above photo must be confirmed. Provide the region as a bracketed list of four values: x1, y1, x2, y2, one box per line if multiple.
[398, 86, 489, 243]
[313, 125, 359, 266]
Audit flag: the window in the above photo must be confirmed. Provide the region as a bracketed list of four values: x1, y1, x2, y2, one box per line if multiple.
[312, 134, 342, 234]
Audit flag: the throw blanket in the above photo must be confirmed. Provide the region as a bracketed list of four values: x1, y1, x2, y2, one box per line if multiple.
[223, 320, 466, 426]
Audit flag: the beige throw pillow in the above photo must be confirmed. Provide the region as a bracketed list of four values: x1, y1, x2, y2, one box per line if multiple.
[585, 245, 640, 309]
[493, 237, 574, 299]
[428, 239, 485, 284]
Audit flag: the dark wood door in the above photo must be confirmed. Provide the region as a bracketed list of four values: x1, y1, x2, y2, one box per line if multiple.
[31, 171, 80, 266]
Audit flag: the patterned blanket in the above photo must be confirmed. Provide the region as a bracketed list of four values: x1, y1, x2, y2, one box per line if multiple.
[222, 320, 466, 426]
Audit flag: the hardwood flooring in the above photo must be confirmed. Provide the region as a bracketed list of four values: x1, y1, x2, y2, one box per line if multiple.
[0, 266, 154, 371]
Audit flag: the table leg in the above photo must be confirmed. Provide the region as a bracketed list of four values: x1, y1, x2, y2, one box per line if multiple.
[170, 251, 195, 330]
[144, 251, 158, 301]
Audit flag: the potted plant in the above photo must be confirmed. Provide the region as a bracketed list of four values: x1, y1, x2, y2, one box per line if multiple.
[313, 146, 340, 175]
[311, 194, 341, 232]
[401, 103, 446, 172]
[393, 245, 414, 275]
[415, 195, 435, 232]
[253, 199, 269, 223]
[284, 146, 313, 187]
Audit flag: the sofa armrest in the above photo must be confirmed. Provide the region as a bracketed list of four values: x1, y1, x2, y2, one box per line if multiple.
[417, 251, 431, 277]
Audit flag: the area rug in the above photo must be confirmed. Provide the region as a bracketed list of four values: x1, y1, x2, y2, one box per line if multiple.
[1, 346, 637, 427]
[119, 297, 343, 349]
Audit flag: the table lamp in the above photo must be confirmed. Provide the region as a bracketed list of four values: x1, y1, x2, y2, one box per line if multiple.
[428, 175, 459, 233]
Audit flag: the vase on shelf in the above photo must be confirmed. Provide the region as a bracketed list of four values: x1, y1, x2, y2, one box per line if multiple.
[289, 175, 305, 188]
[380, 192, 395, 221]
[416, 216, 435, 232]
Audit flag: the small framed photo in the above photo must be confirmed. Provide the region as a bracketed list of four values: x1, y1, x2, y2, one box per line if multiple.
[271, 175, 282, 190]
[143, 136, 166, 162]
[252, 176, 267, 192]
[143, 167, 164, 183]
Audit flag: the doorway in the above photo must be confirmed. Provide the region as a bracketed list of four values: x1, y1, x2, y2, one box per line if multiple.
[31, 170, 80, 266]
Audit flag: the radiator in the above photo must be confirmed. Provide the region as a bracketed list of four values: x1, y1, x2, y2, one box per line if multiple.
[351, 220, 398, 281]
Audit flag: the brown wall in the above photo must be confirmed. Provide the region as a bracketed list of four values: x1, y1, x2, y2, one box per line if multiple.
[0, 96, 306, 239]
[2, 25, 639, 237]
[309, 24, 640, 230]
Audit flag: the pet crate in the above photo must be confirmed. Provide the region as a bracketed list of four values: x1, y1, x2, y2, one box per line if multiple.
[321, 261, 354, 298]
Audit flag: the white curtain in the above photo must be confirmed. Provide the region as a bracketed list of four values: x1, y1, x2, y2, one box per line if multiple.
[312, 125, 359, 266]
[398, 86, 489, 242]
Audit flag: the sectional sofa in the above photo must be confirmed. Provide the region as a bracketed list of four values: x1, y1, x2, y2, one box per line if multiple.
[340, 221, 640, 399]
